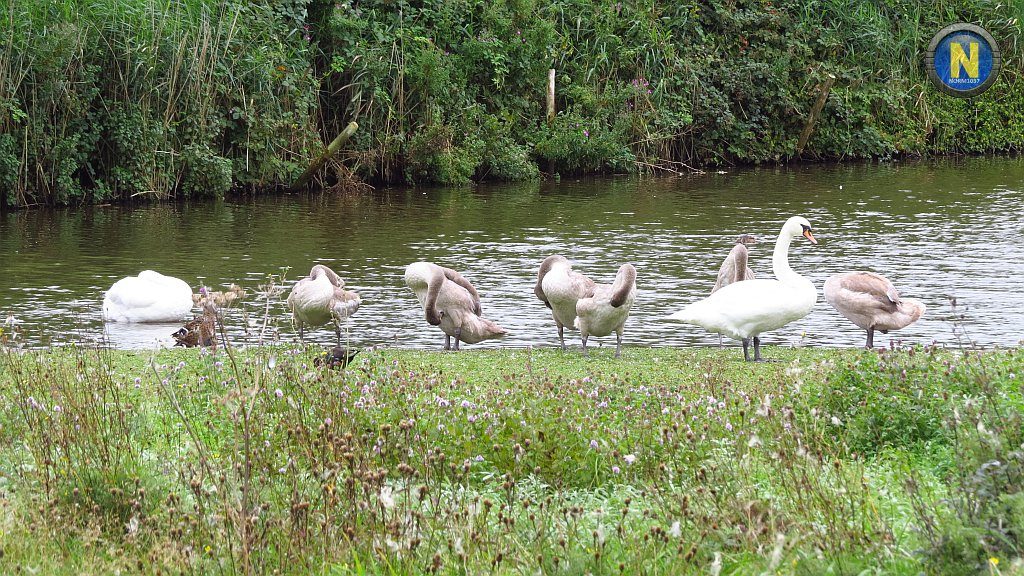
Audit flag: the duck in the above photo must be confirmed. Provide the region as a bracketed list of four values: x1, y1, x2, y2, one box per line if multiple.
[824, 272, 925, 348]
[534, 255, 596, 350]
[193, 284, 245, 308]
[667, 216, 818, 361]
[314, 346, 360, 369]
[102, 270, 194, 323]
[172, 299, 218, 349]
[404, 262, 507, 350]
[713, 234, 757, 293]
[287, 264, 361, 344]
[575, 263, 637, 357]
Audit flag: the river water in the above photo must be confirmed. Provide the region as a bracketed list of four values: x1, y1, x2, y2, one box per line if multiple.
[1, 158, 1021, 351]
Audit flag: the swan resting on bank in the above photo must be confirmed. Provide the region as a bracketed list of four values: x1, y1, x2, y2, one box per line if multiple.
[287, 264, 361, 344]
[667, 216, 818, 361]
[824, 272, 925, 348]
[102, 270, 194, 323]
[575, 263, 637, 357]
[404, 262, 507, 350]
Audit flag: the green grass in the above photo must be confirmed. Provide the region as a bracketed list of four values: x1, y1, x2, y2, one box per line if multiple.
[0, 343, 1021, 574]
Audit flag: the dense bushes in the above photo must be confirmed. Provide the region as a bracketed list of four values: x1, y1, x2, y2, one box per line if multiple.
[1, 0, 319, 206]
[1, 0, 1022, 206]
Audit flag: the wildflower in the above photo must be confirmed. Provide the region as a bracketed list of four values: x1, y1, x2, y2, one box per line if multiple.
[710, 552, 722, 576]
[275, 388, 284, 398]
[612, 466, 621, 474]
[215, 361, 224, 370]
[590, 439, 599, 450]
[669, 521, 681, 538]
[624, 454, 636, 465]
[831, 416, 842, 426]
[475, 455, 484, 462]
[380, 486, 395, 510]
[461, 399, 472, 409]
[747, 434, 762, 448]
[52, 405, 62, 413]
[324, 417, 333, 426]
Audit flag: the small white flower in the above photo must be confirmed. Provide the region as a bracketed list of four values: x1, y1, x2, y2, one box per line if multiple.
[623, 454, 636, 465]
[380, 486, 395, 510]
[669, 521, 681, 538]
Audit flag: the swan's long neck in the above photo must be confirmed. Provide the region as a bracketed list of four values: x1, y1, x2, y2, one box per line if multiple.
[772, 230, 802, 284]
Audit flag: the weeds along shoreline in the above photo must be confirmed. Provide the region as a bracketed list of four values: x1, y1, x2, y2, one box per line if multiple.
[0, 338, 1021, 574]
[1, 0, 1021, 208]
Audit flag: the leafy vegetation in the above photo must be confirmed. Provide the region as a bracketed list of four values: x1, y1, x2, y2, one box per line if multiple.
[0, 341, 1021, 574]
[1, 0, 1022, 206]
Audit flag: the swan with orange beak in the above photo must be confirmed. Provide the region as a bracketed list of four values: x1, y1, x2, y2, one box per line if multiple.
[668, 216, 818, 361]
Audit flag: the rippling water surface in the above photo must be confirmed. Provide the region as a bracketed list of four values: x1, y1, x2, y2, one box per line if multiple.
[1, 157, 1022, 350]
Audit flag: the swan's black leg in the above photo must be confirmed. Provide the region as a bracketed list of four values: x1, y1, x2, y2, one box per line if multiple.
[753, 336, 763, 362]
[444, 334, 451, 350]
[615, 331, 622, 359]
[334, 322, 342, 346]
[298, 323, 305, 344]
[866, 327, 874, 349]
[557, 323, 565, 351]
[742, 337, 751, 362]
[581, 333, 589, 357]
[454, 327, 462, 351]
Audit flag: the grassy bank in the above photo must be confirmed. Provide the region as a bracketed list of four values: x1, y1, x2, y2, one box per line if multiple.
[0, 343, 1021, 574]
[1, 0, 1022, 207]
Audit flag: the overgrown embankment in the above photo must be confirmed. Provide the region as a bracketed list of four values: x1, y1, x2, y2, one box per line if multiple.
[0, 345, 1021, 573]
[2, 0, 1022, 207]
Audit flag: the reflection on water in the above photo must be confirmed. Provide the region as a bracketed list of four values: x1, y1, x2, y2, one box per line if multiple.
[1, 157, 1022, 350]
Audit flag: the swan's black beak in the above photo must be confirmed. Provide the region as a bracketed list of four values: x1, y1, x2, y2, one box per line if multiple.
[802, 226, 817, 244]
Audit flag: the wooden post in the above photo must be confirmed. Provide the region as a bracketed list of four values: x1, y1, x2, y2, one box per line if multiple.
[546, 69, 556, 125]
[288, 122, 359, 192]
[796, 74, 835, 155]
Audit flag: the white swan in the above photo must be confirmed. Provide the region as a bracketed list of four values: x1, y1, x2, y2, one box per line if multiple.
[824, 272, 925, 348]
[287, 264, 361, 343]
[668, 216, 818, 361]
[575, 263, 637, 357]
[102, 270, 194, 323]
[404, 262, 506, 350]
[534, 255, 596, 350]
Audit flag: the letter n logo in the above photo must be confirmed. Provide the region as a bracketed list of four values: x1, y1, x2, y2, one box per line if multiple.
[950, 42, 979, 78]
